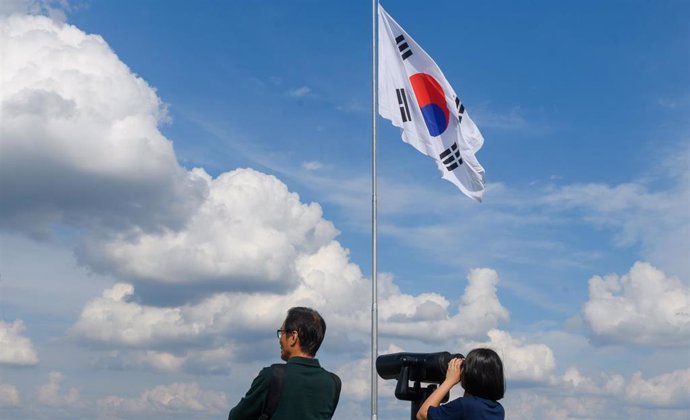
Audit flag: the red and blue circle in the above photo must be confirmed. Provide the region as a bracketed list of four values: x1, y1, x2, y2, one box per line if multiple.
[409, 73, 449, 137]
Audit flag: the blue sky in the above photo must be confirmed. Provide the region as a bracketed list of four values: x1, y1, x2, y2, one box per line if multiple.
[0, 0, 689, 419]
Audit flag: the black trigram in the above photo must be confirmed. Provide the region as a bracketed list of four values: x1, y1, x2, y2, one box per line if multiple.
[396, 88, 412, 122]
[395, 34, 413, 60]
[455, 96, 465, 124]
[439, 142, 463, 171]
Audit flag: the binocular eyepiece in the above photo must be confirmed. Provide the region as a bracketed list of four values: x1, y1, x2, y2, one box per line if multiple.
[376, 351, 464, 384]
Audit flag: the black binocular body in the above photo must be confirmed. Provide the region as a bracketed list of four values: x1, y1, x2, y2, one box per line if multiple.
[376, 351, 464, 384]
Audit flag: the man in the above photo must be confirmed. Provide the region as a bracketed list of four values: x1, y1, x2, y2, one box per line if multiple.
[228, 307, 341, 420]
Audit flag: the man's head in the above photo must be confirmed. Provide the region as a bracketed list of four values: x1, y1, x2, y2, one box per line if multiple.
[278, 307, 326, 360]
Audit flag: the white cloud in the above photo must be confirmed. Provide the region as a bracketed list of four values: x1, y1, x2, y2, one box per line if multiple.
[553, 365, 690, 410]
[70, 249, 364, 349]
[72, 275, 361, 349]
[0, 14, 207, 238]
[78, 168, 338, 291]
[137, 351, 185, 372]
[457, 269, 511, 336]
[561, 367, 603, 394]
[336, 344, 405, 407]
[504, 391, 608, 420]
[93, 347, 235, 375]
[464, 329, 555, 383]
[380, 268, 509, 342]
[295, 241, 371, 316]
[37, 372, 79, 407]
[568, 368, 690, 409]
[625, 368, 690, 408]
[71, 283, 209, 347]
[0, 383, 20, 407]
[583, 261, 690, 346]
[71, 257, 510, 356]
[0, 320, 39, 366]
[115, 351, 185, 373]
[504, 367, 690, 419]
[97, 382, 227, 415]
[335, 357, 371, 401]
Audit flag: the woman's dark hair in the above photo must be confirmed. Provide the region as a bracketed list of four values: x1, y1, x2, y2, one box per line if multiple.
[461, 348, 505, 400]
[284, 307, 326, 357]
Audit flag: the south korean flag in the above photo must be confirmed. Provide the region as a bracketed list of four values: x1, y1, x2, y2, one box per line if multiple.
[378, 4, 485, 202]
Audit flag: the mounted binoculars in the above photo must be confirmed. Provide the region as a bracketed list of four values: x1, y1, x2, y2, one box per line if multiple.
[376, 352, 464, 420]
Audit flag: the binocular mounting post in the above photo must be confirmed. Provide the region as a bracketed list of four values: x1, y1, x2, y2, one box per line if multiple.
[394, 365, 447, 420]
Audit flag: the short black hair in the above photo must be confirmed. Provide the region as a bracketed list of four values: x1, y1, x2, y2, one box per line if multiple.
[284, 307, 326, 357]
[461, 348, 505, 400]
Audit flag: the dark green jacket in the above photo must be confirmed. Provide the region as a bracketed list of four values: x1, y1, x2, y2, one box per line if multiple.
[228, 357, 340, 420]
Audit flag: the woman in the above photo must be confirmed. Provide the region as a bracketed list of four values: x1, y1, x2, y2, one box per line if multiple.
[417, 348, 505, 420]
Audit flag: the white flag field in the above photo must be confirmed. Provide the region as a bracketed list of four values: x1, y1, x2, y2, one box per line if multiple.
[378, 4, 486, 201]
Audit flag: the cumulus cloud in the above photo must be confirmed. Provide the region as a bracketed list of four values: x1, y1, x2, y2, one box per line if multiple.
[37, 372, 79, 407]
[97, 350, 185, 373]
[70, 244, 366, 350]
[71, 261, 509, 355]
[0, 320, 39, 366]
[335, 344, 404, 405]
[504, 367, 690, 419]
[625, 368, 690, 408]
[559, 367, 690, 409]
[72, 282, 215, 347]
[464, 329, 555, 383]
[457, 269, 511, 336]
[504, 391, 608, 420]
[583, 262, 690, 346]
[97, 382, 227, 415]
[0, 383, 20, 407]
[380, 268, 509, 342]
[0, 14, 206, 238]
[78, 168, 338, 292]
[70, 273, 361, 350]
[335, 357, 371, 402]
[93, 347, 235, 375]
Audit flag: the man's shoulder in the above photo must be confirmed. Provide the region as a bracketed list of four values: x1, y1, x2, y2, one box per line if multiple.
[323, 367, 340, 382]
[258, 365, 274, 374]
[253, 364, 282, 384]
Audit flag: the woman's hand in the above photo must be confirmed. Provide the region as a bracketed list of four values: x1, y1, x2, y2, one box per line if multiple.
[444, 357, 463, 385]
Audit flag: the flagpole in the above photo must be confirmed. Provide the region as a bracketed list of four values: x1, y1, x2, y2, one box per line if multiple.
[371, 0, 379, 419]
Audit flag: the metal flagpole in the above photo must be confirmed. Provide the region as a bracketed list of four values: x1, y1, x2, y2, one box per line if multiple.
[371, 0, 379, 419]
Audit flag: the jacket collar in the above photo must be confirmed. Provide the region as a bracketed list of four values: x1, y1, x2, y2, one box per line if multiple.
[287, 356, 320, 367]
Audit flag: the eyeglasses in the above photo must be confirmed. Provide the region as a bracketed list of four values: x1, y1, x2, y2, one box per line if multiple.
[276, 329, 296, 339]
